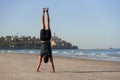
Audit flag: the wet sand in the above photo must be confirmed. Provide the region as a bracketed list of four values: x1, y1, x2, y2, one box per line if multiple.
[0, 52, 120, 80]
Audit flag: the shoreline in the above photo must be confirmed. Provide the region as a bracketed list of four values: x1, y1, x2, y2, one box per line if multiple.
[0, 52, 120, 80]
[0, 50, 120, 62]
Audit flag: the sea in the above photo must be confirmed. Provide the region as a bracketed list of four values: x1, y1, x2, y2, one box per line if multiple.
[0, 49, 120, 62]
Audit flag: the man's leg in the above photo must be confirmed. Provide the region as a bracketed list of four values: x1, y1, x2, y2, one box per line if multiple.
[36, 56, 42, 72]
[45, 8, 50, 30]
[41, 8, 45, 30]
[36, 8, 45, 72]
[45, 8, 55, 72]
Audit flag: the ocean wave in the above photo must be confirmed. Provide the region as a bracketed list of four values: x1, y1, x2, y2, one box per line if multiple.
[63, 51, 70, 54]
[74, 52, 85, 56]
[52, 51, 58, 54]
[71, 50, 74, 53]
[1, 50, 5, 52]
[7, 50, 12, 53]
[117, 52, 120, 54]
[29, 51, 35, 54]
[96, 53, 108, 57]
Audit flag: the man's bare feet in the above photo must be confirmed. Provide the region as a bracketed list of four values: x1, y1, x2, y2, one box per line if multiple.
[42, 8, 45, 13]
[46, 8, 49, 12]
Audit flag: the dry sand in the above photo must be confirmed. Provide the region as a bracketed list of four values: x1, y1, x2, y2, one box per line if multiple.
[0, 52, 120, 80]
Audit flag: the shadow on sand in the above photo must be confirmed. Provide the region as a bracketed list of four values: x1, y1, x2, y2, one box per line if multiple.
[56, 70, 120, 73]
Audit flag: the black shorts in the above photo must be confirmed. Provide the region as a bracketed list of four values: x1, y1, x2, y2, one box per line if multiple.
[40, 29, 51, 41]
[40, 41, 52, 58]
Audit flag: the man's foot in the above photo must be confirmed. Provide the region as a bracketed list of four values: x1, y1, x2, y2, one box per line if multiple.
[36, 70, 40, 72]
[36, 68, 40, 72]
[42, 8, 45, 13]
[46, 8, 49, 12]
[51, 70, 55, 73]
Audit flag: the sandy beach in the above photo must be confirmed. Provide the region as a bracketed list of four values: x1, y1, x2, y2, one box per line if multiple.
[0, 52, 120, 80]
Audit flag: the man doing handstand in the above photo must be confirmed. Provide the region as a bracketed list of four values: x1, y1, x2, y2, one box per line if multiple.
[36, 8, 55, 72]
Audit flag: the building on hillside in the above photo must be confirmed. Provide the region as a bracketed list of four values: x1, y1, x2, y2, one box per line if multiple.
[51, 32, 78, 49]
[51, 32, 61, 47]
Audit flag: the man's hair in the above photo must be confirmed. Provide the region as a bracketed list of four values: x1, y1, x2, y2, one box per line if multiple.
[44, 55, 49, 63]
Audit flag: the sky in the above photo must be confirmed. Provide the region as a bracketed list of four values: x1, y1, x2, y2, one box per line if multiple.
[0, 0, 120, 49]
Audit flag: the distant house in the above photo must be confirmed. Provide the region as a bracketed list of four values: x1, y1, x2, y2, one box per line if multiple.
[5, 36, 12, 43]
[51, 32, 78, 49]
[51, 32, 61, 47]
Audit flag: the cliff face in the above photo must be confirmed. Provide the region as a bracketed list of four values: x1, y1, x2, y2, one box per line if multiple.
[0, 35, 78, 49]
